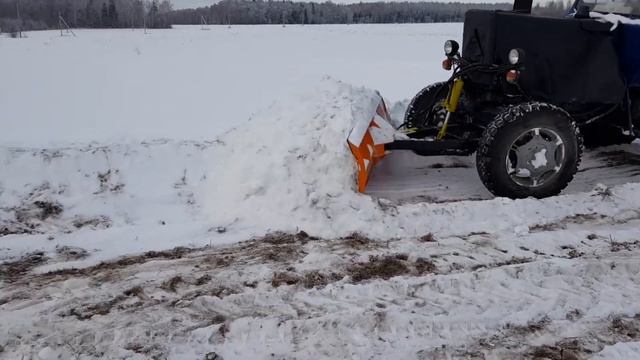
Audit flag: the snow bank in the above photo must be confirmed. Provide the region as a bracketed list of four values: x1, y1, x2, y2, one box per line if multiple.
[200, 78, 386, 236]
[1, 78, 393, 261]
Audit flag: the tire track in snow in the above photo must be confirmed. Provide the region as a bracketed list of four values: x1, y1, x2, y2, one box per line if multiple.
[368, 143, 640, 204]
[2, 217, 640, 359]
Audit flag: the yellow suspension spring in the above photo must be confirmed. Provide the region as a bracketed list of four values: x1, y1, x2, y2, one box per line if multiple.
[437, 78, 464, 140]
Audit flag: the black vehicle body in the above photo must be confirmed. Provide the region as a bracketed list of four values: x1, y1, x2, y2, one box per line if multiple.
[460, 8, 639, 125]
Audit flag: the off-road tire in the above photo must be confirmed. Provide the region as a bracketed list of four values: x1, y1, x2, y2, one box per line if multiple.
[476, 102, 583, 199]
[404, 82, 448, 130]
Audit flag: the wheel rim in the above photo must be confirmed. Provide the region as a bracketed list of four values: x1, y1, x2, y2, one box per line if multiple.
[505, 127, 566, 188]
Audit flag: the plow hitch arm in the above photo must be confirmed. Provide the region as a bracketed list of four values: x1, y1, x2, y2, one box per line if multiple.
[346, 91, 477, 193]
[386, 139, 476, 155]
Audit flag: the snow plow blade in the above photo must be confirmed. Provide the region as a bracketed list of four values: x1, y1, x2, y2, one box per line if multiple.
[347, 93, 396, 193]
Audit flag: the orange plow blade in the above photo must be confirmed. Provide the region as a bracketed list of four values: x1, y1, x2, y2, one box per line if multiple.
[347, 92, 396, 193]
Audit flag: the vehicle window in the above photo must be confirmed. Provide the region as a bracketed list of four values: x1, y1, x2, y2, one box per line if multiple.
[582, 0, 640, 16]
[531, 0, 573, 17]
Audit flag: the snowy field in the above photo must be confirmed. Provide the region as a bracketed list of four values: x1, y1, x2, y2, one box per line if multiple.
[2, 25, 640, 360]
[0, 24, 458, 146]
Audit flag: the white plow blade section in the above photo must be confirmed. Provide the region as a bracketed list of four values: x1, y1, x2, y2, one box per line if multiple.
[347, 92, 396, 192]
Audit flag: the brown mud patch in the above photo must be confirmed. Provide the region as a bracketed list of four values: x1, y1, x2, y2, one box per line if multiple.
[529, 213, 608, 233]
[347, 254, 437, 282]
[0, 251, 49, 282]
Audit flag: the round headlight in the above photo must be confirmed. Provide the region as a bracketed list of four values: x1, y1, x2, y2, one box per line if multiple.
[508, 48, 522, 65]
[444, 40, 459, 56]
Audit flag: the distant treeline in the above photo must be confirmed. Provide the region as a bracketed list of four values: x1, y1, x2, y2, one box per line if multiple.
[0, 0, 173, 33]
[532, 0, 573, 17]
[0, 0, 574, 34]
[171, 1, 510, 25]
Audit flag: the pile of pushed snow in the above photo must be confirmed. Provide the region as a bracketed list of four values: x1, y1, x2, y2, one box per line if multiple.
[200, 78, 388, 236]
[0, 78, 429, 263]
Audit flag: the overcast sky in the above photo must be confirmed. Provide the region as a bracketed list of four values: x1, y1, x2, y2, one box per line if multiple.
[171, 0, 508, 10]
[172, 0, 216, 9]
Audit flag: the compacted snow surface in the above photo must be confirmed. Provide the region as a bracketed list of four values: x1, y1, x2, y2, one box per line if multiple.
[2, 26, 640, 360]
